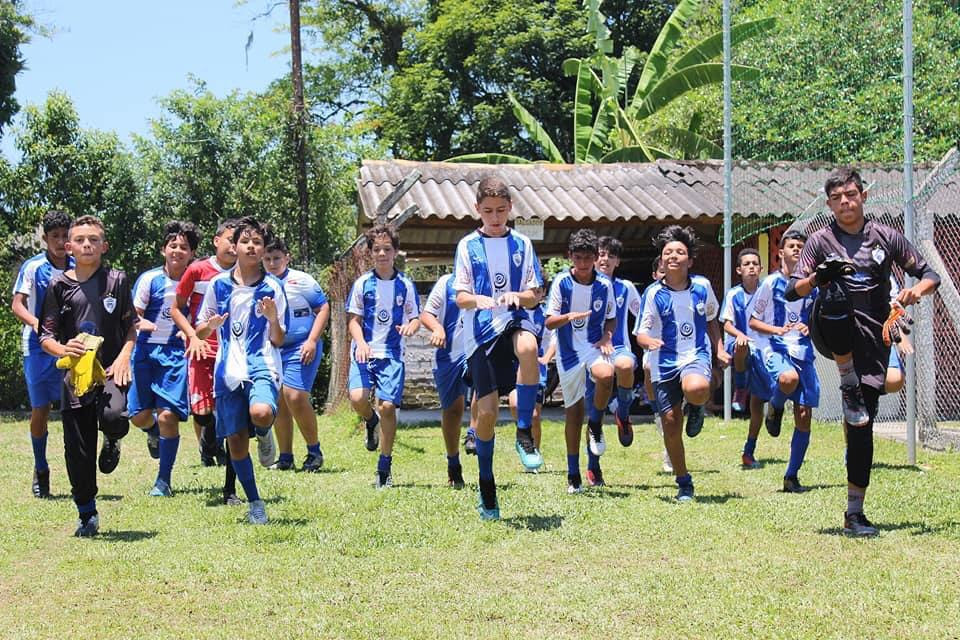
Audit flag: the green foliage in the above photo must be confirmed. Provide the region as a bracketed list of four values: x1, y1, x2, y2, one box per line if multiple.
[543, 256, 571, 280]
[0, 0, 32, 137]
[0, 257, 26, 410]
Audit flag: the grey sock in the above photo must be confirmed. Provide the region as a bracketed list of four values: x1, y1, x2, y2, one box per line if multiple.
[847, 487, 866, 514]
[837, 359, 859, 388]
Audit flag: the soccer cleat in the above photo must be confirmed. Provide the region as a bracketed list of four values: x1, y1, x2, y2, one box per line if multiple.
[515, 428, 543, 470]
[247, 499, 268, 525]
[74, 513, 100, 538]
[98, 438, 121, 474]
[615, 414, 634, 447]
[586, 468, 605, 488]
[685, 404, 705, 438]
[843, 511, 878, 537]
[463, 430, 477, 456]
[200, 448, 217, 467]
[149, 478, 173, 497]
[675, 484, 695, 502]
[215, 443, 228, 467]
[301, 451, 324, 473]
[741, 453, 760, 470]
[256, 429, 277, 467]
[365, 412, 381, 452]
[567, 472, 583, 494]
[146, 427, 160, 460]
[662, 449, 674, 474]
[269, 457, 295, 471]
[476, 477, 500, 521]
[223, 492, 243, 507]
[587, 419, 606, 456]
[782, 475, 807, 493]
[765, 404, 784, 438]
[32, 469, 50, 499]
[448, 463, 465, 490]
[840, 384, 870, 427]
[375, 470, 393, 489]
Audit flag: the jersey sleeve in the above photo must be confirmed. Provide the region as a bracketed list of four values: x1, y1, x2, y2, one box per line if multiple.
[704, 283, 720, 321]
[750, 278, 774, 324]
[521, 241, 543, 291]
[453, 240, 474, 294]
[423, 278, 446, 318]
[175, 263, 198, 301]
[38, 279, 62, 345]
[545, 276, 563, 317]
[626, 281, 642, 317]
[403, 278, 420, 323]
[345, 278, 364, 316]
[273, 282, 288, 332]
[636, 291, 660, 337]
[887, 227, 941, 285]
[132, 272, 152, 312]
[197, 281, 218, 323]
[303, 273, 328, 309]
[13, 261, 33, 297]
[720, 289, 737, 324]
[792, 234, 825, 280]
[115, 271, 135, 335]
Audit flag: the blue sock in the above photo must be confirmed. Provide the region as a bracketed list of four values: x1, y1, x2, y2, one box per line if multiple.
[785, 429, 811, 478]
[771, 386, 787, 411]
[77, 499, 96, 517]
[146, 422, 159, 438]
[447, 453, 460, 469]
[231, 455, 261, 502]
[676, 473, 693, 488]
[476, 436, 495, 481]
[616, 386, 633, 420]
[157, 435, 180, 485]
[31, 433, 49, 472]
[587, 402, 603, 424]
[254, 426, 271, 438]
[278, 452, 295, 465]
[587, 448, 601, 473]
[306, 443, 321, 456]
[467, 427, 476, 438]
[377, 454, 392, 475]
[744, 437, 757, 457]
[567, 453, 580, 476]
[516, 384, 537, 430]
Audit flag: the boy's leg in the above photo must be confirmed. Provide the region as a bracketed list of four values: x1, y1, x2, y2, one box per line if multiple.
[190, 356, 220, 464]
[764, 353, 799, 437]
[742, 395, 765, 468]
[586, 359, 615, 459]
[845, 386, 880, 535]
[369, 357, 404, 488]
[96, 379, 129, 475]
[279, 346, 323, 470]
[680, 363, 711, 438]
[467, 342, 504, 519]
[512, 330, 542, 470]
[440, 395, 466, 489]
[271, 390, 296, 470]
[61, 404, 100, 535]
[153, 409, 180, 496]
[285, 387, 323, 471]
[27, 353, 61, 497]
[564, 399, 584, 493]
[644, 359, 672, 471]
[612, 352, 636, 446]
[783, 358, 818, 493]
[657, 377, 693, 500]
[348, 359, 380, 452]
[885, 347, 904, 393]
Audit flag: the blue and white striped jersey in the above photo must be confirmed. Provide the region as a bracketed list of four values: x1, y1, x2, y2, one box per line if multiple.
[423, 273, 464, 366]
[610, 277, 642, 350]
[346, 269, 420, 360]
[198, 270, 287, 393]
[750, 271, 817, 362]
[546, 269, 616, 371]
[720, 284, 757, 349]
[13, 252, 73, 355]
[132, 266, 188, 347]
[276, 268, 328, 347]
[635, 275, 720, 383]
[453, 229, 542, 358]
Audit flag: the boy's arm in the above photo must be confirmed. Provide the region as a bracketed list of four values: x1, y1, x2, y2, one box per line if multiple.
[258, 296, 285, 347]
[722, 319, 749, 342]
[539, 339, 556, 366]
[10, 292, 38, 333]
[709, 320, 729, 366]
[419, 310, 446, 348]
[299, 301, 330, 365]
[596, 317, 617, 355]
[106, 323, 136, 387]
[889, 230, 940, 306]
[38, 284, 86, 358]
[347, 313, 371, 363]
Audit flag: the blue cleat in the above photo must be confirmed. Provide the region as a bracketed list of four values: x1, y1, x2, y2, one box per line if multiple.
[515, 428, 543, 471]
[74, 513, 99, 537]
[675, 483, 695, 502]
[149, 479, 172, 497]
[477, 478, 500, 521]
[247, 499, 268, 525]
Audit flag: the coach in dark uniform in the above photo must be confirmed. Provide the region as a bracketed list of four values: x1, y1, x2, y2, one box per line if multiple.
[786, 167, 939, 537]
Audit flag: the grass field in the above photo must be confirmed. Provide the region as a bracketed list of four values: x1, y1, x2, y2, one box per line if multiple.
[1, 410, 959, 639]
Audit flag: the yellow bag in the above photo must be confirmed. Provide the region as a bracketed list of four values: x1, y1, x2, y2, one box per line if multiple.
[56, 333, 106, 396]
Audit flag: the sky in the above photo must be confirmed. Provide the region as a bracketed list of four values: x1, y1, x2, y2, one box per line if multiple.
[2, 0, 293, 159]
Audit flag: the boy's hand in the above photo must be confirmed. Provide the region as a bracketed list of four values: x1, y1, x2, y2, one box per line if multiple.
[567, 310, 592, 324]
[300, 338, 317, 365]
[644, 337, 665, 351]
[429, 327, 447, 348]
[474, 294, 497, 310]
[354, 341, 371, 364]
[716, 348, 732, 367]
[496, 292, 521, 309]
[63, 337, 88, 357]
[594, 333, 613, 355]
[258, 297, 278, 321]
[136, 317, 157, 333]
[106, 356, 132, 387]
[538, 354, 550, 366]
[793, 322, 809, 336]
[186, 335, 210, 361]
[896, 286, 922, 307]
[735, 334, 750, 348]
[396, 322, 417, 337]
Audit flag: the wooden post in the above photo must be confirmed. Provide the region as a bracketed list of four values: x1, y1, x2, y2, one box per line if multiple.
[289, 0, 310, 262]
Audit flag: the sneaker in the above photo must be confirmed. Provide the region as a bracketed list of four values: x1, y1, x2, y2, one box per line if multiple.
[586, 468, 605, 488]
[662, 449, 674, 474]
[146, 427, 160, 460]
[268, 457, 295, 471]
[463, 430, 477, 456]
[843, 511, 878, 537]
[685, 404, 705, 438]
[375, 470, 393, 489]
[476, 477, 500, 521]
[32, 469, 50, 499]
[567, 472, 583, 494]
[256, 429, 277, 467]
[840, 384, 870, 427]
[200, 449, 217, 467]
[247, 499, 268, 525]
[98, 438, 121, 474]
[521, 452, 543, 474]
[782, 475, 808, 493]
[149, 478, 172, 497]
[448, 463, 465, 490]
[514, 428, 543, 470]
[675, 483, 695, 502]
[365, 412, 381, 452]
[615, 414, 634, 447]
[587, 420, 606, 456]
[301, 451, 324, 473]
[223, 492, 243, 507]
[765, 404, 784, 437]
[741, 453, 760, 470]
[74, 513, 100, 537]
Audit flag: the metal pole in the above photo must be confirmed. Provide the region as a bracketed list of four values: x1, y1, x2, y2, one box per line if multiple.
[722, 0, 733, 423]
[903, 0, 916, 464]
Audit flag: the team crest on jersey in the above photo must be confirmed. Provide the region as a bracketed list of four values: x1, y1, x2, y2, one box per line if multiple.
[788, 311, 799, 323]
[871, 245, 886, 265]
[616, 295, 625, 308]
[396, 295, 404, 307]
[231, 321, 243, 337]
[377, 309, 390, 324]
[102, 295, 116, 314]
[512, 251, 522, 268]
[493, 273, 507, 289]
[679, 322, 694, 338]
[593, 298, 603, 312]
[161, 307, 172, 320]
[695, 301, 705, 316]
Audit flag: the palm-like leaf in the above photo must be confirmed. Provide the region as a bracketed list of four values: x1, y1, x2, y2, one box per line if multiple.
[507, 92, 565, 164]
[632, 63, 761, 120]
[671, 18, 777, 71]
[631, 0, 702, 110]
[648, 126, 722, 159]
[445, 153, 534, 164]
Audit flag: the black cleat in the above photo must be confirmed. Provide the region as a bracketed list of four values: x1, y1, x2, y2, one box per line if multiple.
[145, 426, 160, 460]
[74, 513, 99, 537]
[840, 384, 870, 427]
[301, 451, 324, 473]
[765, 404, 784, 438]
[222, 492, 243, 507]
[365, 412, 381, 452]
[463, 430, 477, 456]
[685, 404, 705, 438]
[200, 449, 217, 467]
[32, 469, 50, 498]
[448, 463, 465, 490]
[843, 511, 878, 537]
[98, 438, 121, 474]
[269, 457, 295, 471]
[567, 472, 583, 494]
[782, 475, 808, 493]
[615, 413, 634, 447]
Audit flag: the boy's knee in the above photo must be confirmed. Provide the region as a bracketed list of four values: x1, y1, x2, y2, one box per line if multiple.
[348, 389, 368, 406]
[514, 332, 538, 358]
[378, 400, 397, 417]
[593, 364, 615, 385]
[885, 370, 904, 393]
[779, 370, 799, 389]
[249, 404, 275, 427]
[131, 410, 154, 429]
[613, 357, 633, 375]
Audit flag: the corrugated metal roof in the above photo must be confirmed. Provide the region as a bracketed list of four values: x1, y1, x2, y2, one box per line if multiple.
[357, 158, 960, 223]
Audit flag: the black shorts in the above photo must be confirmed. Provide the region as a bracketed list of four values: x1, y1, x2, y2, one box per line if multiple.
[468, 327, 522, 399]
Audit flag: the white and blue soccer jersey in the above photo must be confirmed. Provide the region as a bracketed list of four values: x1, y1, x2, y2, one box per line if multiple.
[132, 267, 188, 347]
[423, 273, 464, 367]
[453, 229, 542, 358]
[635, 275, 720, 383]
[13, 252, 72, 355]
[546, 269, 616, 371]
[277, 268, 328, 347]
[720, 284, 756, 346]
[346, 269, 420, 360]
[198, 270, 287, 394]
[610, 278, 642, 351]
[751, 271, 817, 362]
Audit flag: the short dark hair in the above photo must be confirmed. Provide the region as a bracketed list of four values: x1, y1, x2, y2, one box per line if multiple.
[598, 236, 622, 258]
[779, 229, 807, 248]
[162, 220, 200, 251]
[365, 224, 399, 250]
[476, 176, 511, 203]
[216, 218, 239, 237]
[265, 236, 289, 255]
[232, 216, 273, 245]
[824, 167, 864, 197]
[69, 215, 107, 239]
[653, 225, 698, 259]
[651, 256, 662, 276]
[736, 247, 761, 266]
[568, 229, 598, 255]
[42, 210, 71, 234]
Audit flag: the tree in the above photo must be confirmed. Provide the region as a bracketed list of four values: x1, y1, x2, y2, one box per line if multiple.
[0, 0, 32, 137]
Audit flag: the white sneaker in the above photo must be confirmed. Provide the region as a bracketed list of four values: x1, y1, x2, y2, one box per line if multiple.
[662, 449, 674, 474]
[587, 420, 606, 456]
[247, 499, 268, 525]
[256, 429, 277, 467]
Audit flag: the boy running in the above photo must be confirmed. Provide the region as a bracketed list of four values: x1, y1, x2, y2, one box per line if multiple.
[454, 175, 542, 520]
[546, 230, 616, 494]
[194, 217, 286, 525]
[750, 231, 819, 492]
[263, 237, 330, 472]
[39, 215, 135, 536]
[346, 225, 420, 489]
[11, 210, 72, 498]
